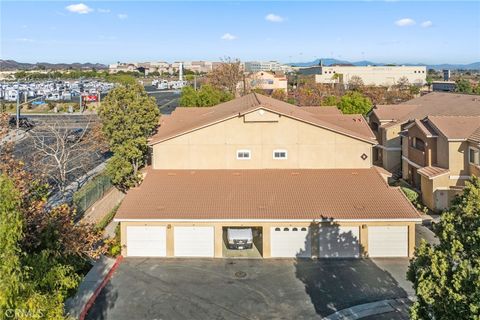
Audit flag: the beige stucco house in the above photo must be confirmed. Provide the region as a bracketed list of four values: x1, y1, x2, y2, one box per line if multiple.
[402, 116, 480, 211]
[369, 92, 480, 211]
[115, 93, 420, 259]
[241, 71, 288, 95]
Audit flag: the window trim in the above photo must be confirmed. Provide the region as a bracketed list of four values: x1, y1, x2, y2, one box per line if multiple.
[273, 149, 288, 160]
[236, 149, 251, 160]
[469, 147, 480, 165]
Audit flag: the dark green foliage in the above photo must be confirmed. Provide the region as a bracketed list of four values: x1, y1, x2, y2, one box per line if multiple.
[98, 83, 160, 191]
[337, 91, 372, 115]
[407, 176, 480, 319]
[179, 84, 234, 107]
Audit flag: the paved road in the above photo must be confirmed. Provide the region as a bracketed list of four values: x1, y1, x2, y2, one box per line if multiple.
[144, 86, 179, 115]
[87, 258, 411, 320]
[10, 114, 108, 188]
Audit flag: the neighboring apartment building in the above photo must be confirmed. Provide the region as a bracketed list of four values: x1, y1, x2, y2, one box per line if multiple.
[244, 71, 288, 94]
[315, 65, 427, 87]
[114, 93, 420, 259]
[402, 116, 480, 211]
[369, 92, 480, 211]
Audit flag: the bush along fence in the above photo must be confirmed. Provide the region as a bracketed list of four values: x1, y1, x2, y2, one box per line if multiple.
[73, 173, 113, 217]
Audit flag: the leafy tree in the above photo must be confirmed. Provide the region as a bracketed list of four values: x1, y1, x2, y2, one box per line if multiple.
[271, 89, 287, 101]
[456, 78, 473, 94]
[98, 84, 159, 190]
[336, 91, 372, 115]
[179, 86, 199, 107]
[0, 174, 23, 315]
[179, 84, 233, 107]
[322, 95, 340, 106]
[407, 177, 480, 320]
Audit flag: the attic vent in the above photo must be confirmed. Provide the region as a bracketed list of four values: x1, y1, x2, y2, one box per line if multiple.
[351, 172, 359, 175]
[167, 172, 177, 176]
[232, 172, 241, 176]
[291, 172, 300, 176]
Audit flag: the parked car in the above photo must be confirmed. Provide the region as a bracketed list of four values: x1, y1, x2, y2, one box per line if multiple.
[9, 116, 35, 130]
[65, 128, 84, 143]
[227, 228, 253, 250]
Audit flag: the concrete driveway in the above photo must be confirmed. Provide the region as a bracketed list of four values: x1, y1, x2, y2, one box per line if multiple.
[86, 258, 412, 320]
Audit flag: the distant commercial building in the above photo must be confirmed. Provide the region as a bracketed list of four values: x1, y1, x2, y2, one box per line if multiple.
[315, 65, 427, 87]
[245, 61, 285, 73]
[432, 81, 456, 92]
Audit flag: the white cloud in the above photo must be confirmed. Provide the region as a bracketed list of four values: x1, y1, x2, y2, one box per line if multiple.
[98, 8, 111, 13]
[221, 33, 237, 41]
[15, 38, 35, 43]
[265, 13, 284, 22]
[421, 20, 433, 28]
[117, 13, 128, 19]
[65, 3, 93, 14]
[395, 18, 416, 27]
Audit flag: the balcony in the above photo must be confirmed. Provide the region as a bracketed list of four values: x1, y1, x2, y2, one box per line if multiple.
[408, 146, 426, 167]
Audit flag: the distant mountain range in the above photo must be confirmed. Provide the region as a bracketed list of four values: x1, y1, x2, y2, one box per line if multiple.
[290, 58, 480, 71]
[0, 60, 108, 71]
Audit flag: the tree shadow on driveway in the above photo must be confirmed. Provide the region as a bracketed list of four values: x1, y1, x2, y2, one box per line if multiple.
[295, 222, 408, 317]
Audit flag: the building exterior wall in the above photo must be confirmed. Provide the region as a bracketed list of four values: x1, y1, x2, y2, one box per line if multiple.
[120, 220, 416, 258]
[315, 66, 426, 87]
[246, 72, 288, 92]
[152, 110, 373, 170]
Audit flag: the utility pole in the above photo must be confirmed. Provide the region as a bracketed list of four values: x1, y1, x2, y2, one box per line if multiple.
[194, 75, 197, 91]
[79, 94, 83, 113]
[16, 90, 20, 129]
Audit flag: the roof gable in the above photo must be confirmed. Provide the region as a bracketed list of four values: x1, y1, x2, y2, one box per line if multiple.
[149, 93, 377, 145]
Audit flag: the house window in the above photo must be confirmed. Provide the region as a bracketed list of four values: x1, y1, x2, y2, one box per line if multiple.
[273, 149, 288, 160]
[469, 147, 480, 165]
[236, 149, 251, 160]
[371, 122, 379, 132]
[411, 137, 425, 152]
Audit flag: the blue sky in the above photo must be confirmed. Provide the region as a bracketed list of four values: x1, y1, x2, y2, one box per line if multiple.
[1, 1, 479, 64]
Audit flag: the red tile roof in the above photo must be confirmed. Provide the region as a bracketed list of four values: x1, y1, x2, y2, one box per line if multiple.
[115, 168, 420, 221]
[417, 166, 450, 179]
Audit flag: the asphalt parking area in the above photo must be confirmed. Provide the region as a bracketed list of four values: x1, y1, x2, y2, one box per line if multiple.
[87, 258, 412, 320]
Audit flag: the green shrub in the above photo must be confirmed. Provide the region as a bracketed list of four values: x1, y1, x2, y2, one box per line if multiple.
[106, 224, 121, 257]
[95, 202, 121, 230]
[401, 186, 419, 203]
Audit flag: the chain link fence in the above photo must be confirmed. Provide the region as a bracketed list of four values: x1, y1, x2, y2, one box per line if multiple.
[73, 173, 112, 216]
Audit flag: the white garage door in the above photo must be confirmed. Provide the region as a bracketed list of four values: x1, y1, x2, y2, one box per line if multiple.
[126, 226, 166, 257]
[368, 226, 408, 257]
[174, 227, 214, 257]
[270, 227, 311, 258]
[319, 226, 360, 258]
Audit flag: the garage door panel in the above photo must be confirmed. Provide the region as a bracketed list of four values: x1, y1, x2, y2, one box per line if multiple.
[270, 227, 311, 258]
[174, 227, 214, 257]
[368, 226, 408, 257]
[127, 226, 166, 257]
[319, 226, 360, 258]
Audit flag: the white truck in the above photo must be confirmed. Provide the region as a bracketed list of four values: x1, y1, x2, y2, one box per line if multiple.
[227, 228, 253, 250]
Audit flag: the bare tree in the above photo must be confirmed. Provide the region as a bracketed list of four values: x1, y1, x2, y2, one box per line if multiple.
[207, 57, 244, 96]
[348, 75, 364, 91]
[29, 120, 107, 195]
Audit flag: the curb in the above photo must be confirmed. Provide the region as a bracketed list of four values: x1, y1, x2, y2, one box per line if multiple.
[322, 297, 414, 320]
[79, 255, 123, 320]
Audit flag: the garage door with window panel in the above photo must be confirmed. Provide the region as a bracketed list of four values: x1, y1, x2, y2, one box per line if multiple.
[319, 226, 360, 258]
[368, 226, 408, 257]
[174, 226, 215, 257]
[126, 226, 167, 257]
[270, 227, 311, 258]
